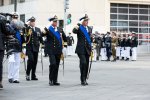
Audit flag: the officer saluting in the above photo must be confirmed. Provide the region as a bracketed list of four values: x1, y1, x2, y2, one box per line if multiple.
[73, 14, 92, 86]
[43, 15, 67, 86]
[26, 17, 43, 81]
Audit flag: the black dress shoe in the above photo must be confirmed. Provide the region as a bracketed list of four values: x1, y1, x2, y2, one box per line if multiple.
[26, 76, 30, 81]
[0, 84, 3, 89]
[31, 77, 38, 81]
[8, 79, 13, 83]
[116, 57, 119, 60]
[125, 58, 129, 61]
[53, 82, 60, 86]
[13, 80, 20, 83]
[49, 82, 54, 86]
[81, 82, 86, 86]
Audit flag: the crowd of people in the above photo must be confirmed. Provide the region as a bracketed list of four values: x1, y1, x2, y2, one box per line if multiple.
[0, 12, 138, 89]
[91, 31, 138, 62]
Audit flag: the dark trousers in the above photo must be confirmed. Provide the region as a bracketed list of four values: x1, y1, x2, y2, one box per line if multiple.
[0, 50, 4, 82]
[78, 54, 90, 83]
[26, 51, 38, 78]
[49, 54, 61, 83]
[106, 47, 111, 59]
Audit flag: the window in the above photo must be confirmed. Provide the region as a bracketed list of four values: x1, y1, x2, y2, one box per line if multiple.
[118, 21, 128, 26]
[110, 8, 117, 13]
[129, 21, 138, 26]
[139, 16, 148, 20]
[139, 21, 149, 27]
[139, 9, 148, 14]
[118, 4, 128, 7]
[0, 0, 4, 6]
[110, 14, 117, 19]
[139, 28, 148, 33]
[129, 4, 138, 8]
[118, 8, 128, 13]
[20, 14, 25, 23]
[118, 15, 128, 20]
[129, 15, 138, 20]
[110, 3, 150, 33]
[110, 27, 117, 32]
[129, 9, 138, 14]
[139, 5, 148, 8]
[118, 27, 128, 32]
[129, 28, 138, 33]
[110, 21, 117, 26]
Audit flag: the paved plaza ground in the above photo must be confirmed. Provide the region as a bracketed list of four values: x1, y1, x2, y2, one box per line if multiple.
[0, 54, 150, 100]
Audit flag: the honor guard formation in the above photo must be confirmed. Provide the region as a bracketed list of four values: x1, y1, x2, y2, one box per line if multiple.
[0, 12, 138, 89]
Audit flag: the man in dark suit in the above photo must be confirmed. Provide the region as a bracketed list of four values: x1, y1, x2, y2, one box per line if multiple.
[0, 14, 8, 88]
[43, 15, 67, 86]
[130, 32, 138, 61]
[26, 17, 43, 81]
[67, 33, 74, 56]
[72, 14, 92, 86]
[105, 32, 112, 61]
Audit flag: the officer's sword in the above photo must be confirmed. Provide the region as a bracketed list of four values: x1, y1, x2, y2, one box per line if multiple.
[61, 53, 65, 76]
[23, 57, 27, 71]
[41, 48, 44, 75]
[87, 51, 93, 80]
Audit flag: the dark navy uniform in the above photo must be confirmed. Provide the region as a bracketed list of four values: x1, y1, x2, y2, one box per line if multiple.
[43, 15, 67, 86]
[26, 17, 43, 81]
[105, 32, 112, 61]
[67, 33, 74, 55]
[73, 15, 92, 86]
[130, 32, 138, 61]
[0, 14, 8, 88]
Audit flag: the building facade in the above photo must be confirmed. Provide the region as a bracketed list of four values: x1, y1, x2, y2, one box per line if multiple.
[0, 0, 150, 53]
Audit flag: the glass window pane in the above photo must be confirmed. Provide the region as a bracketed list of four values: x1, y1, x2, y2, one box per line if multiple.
[118, 27, 128, 32]
[110, 8, 117, 13]
[110, 27, 117, 32]
[129, 28, 138, 33]
[129, 15, 138, 20]
[118, 15, 128, 20]
[129, 21, 138, 26]
[118, 4, 128, 7]
[111, 3, 118, 7]
[139, 16, 148, 20]
[139, 21, 149, 27]
[110, 14, 117, 19]
[129, 4, 138, 8]
[139, 28, 148, 33]
[139, 5, 148, 8]
[118, 8, 128, 13]
[139, 9, 148, 14]
[110, 21, 117, 26]
[118, 21, 128, 26]
[129, 9, 138, 14]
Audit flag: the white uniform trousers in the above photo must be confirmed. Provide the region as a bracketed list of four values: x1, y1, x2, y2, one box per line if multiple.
[8, 52, 21, 81]
[100, 48, 107, 60]
[63, 47, 67, 58]
[116, 46, 121, 58]
[67, 46, 73, 56]
[93, 49, 97, 62]
[120, 47, 125, 58]
[125, 47, 131, 59]
[131, 47, 137, 61]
